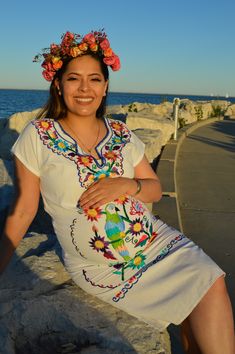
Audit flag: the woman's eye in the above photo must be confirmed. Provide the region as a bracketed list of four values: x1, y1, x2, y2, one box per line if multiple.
[67, 77, 78, 81]
[91, 78, 102, 82]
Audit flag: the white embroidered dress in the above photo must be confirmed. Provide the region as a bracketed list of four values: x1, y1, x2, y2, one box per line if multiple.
[11, 117, 224, 330]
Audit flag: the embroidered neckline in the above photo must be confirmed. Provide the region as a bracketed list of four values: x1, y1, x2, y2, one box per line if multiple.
[55, 117, 111, 166]
[32, 117, 131, 189]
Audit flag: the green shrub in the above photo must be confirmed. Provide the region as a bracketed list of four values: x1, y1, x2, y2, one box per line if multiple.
[194, 105, 203, 121]
[128, 103, 138, 112]
[209, 104, 226, 117]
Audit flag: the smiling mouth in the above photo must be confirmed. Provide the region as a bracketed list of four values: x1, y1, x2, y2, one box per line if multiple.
[75, 97, 93, 103]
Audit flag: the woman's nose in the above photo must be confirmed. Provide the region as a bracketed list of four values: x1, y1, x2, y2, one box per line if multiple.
[79, 78, 89, 92]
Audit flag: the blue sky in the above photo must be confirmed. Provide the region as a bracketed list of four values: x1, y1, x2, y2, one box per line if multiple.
[1, 0, 234, 96]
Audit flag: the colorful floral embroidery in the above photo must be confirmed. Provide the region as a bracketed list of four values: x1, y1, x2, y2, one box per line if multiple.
[129, 218, 144, 236]
[89, 224, 117, 260]
[112, 234, 186, 302]
[32, 118, 131, 189]
[129, 252, 146, 270]
[84, 207, 102, 222]
[130, 199, 144, 216]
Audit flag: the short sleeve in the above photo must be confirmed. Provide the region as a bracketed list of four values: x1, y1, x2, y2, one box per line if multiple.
[130, 131, 145, 167]
[11, 121, 41, 177]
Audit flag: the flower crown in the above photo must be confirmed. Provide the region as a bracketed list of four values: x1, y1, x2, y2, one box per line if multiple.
[33, 30, 121, 81]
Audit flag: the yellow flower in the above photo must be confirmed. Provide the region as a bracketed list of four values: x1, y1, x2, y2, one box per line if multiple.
[70, 46, 82, 57]
[98, 173, 106, 180]
[133, 222, 142, 233]
[49, 131, 57, 139]
[58, 142, 66, 149]
[51, 57, 63, 70]
[120, 231, 126, 239]
[41, 121, 50, 129]
[94, 240, 105, 249]
[133, 256, 142, 266]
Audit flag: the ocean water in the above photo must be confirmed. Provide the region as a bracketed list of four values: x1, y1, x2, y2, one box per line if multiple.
[0, 88, 234, 120]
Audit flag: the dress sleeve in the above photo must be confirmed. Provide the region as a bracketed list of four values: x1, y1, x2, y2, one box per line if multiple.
[130, 130, 145, 167]
[11, 121, 41, 177]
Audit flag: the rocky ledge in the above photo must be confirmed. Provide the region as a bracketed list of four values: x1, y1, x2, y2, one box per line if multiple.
[0, 231, 170, 354]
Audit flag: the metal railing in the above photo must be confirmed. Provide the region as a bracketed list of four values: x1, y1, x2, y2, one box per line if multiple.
[173, 97, 180, 140]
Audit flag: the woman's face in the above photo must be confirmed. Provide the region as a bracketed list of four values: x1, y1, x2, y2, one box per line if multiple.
[57, 55, 108, 120]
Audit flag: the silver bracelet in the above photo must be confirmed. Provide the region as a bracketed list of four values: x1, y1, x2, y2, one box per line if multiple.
[133, 179, 141, 196]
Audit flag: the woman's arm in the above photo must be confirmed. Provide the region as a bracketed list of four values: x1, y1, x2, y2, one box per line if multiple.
[0, 157, 40, 274]
[79, 155, 162, 208]
[131, 154, 162, 203]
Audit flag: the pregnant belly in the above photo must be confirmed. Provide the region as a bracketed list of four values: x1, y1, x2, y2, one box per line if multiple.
[69, 195, 158, 266]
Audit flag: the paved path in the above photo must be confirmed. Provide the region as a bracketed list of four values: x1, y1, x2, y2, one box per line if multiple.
[176, 119, 235, 308]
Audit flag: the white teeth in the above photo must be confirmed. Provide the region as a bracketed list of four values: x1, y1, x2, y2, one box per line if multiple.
[75, 98, 93, 102]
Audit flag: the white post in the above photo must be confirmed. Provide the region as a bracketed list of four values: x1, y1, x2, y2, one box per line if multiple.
[173, 98, 180, 140]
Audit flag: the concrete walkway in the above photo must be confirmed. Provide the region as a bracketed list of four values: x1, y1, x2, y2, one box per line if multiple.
[154, 118, 235, 353]
[176, 119, 235, 307]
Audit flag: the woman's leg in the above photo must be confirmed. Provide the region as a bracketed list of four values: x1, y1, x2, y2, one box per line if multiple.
[181, 276, 235, 354]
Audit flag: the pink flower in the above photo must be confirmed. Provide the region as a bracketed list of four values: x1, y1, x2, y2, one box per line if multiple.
[103, 55, 116, 66]
[83, 33, 96, 44]
[61, 31, 74, 45]
[42, 70, 55, 81]
[100, 38, 110, 50]
[111, 55, 121, 71]
[42, 61, 53, 71]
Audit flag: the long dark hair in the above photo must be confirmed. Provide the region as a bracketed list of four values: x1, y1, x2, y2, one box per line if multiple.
[37, 54, 109, 120]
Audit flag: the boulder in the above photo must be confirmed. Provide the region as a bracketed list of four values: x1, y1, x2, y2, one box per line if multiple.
[134, 128, 163, 162]
[126, 114, 174, 146]
[225, 104, 235, 119]
[0, 109, 42, 160]
[0, 233, 170, 354]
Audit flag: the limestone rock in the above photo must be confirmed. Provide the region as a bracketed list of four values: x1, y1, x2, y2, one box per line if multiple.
[126, 114, 174, 146]
[134, 129, 163, 162]
[0, 109, 42, 160]
[0, 232, 170, 354]
[7, 108, 42, 133]
[225, 103, 235, 118]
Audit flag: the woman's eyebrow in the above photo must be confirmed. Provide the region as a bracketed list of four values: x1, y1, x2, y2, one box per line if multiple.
[67, 72, 102, 76]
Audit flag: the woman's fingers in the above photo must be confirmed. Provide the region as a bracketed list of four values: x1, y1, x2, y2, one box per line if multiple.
[79, 177, 127, 208]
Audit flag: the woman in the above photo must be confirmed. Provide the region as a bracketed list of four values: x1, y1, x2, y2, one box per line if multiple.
[0, 30, 234, 353]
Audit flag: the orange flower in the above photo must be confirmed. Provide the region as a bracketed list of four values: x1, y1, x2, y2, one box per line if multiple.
[104, 150, 118, 161]
[104, 48, 113, 57]
[38, 121, 52, 130]
[78, 43, 88, 51]
[84, 207, 102, 221]
[90, 43, 98, 52]
[78, 156, 93, 166]
[111, 122, 122, 131]
[70, 46, 82, 57]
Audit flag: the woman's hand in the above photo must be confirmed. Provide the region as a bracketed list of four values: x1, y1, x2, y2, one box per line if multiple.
[79, 177, 136, 209]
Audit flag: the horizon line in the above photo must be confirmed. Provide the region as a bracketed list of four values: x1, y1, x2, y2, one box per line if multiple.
[0, 87, 234, 99]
